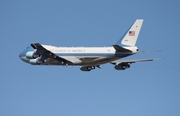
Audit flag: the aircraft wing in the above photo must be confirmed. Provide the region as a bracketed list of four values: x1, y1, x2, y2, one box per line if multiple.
[31, 43, 79, 64]
[60, 56, 82, 64]
[111, 58, 161, 65]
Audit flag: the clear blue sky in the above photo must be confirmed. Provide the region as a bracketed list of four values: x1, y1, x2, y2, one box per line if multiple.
[1, 0, 180, 116]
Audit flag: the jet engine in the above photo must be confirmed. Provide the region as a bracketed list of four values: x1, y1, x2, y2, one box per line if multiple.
[114, 63, 130, 70]
[80, 66, 95, 71]
[26, 50, 40, 59]
[29, 58, 45, 65]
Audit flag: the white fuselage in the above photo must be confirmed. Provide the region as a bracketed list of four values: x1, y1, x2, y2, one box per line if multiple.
[41, 45, 138, 66]
[19, 44, 138, 66]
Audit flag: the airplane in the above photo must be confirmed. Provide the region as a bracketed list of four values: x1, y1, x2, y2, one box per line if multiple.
[19, 19, 159, 71]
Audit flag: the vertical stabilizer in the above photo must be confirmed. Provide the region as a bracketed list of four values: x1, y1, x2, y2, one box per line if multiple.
[118, 19, 144, 47]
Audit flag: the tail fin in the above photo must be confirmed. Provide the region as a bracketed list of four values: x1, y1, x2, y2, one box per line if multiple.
[116, 19, 144, 47]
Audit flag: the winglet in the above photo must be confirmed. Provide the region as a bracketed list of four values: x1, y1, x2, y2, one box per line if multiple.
[31, 43, 42, 49]
[116, 19, 144, 47]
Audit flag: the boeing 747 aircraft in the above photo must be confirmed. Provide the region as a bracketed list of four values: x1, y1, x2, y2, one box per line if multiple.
[19, 19, 158, 71]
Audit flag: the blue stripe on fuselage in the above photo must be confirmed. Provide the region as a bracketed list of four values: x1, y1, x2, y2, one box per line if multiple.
[54, 53, 131, 57]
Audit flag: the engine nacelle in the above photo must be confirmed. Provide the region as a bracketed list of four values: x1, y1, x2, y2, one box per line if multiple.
[29, 58, 38, 65]
[26, 50, 40, 59]
[80, 66, 95, 71]
[114, 63, 130, 70]
[29, 58, 45, 65]
[26, 51, 34, 59]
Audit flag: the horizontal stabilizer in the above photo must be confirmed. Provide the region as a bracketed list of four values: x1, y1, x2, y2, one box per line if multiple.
[111, 58, 161, 65]
[138, 50, 162, 53]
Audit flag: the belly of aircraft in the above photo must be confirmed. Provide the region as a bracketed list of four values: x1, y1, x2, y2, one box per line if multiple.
[43, 56, 119, 66]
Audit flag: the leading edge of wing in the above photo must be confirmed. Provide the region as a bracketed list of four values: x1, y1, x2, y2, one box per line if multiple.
[110, 58, 162, 65]
[31, 43, 75, 64]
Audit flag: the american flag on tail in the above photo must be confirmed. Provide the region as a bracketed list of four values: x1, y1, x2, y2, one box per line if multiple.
[129, 31, 135, 36]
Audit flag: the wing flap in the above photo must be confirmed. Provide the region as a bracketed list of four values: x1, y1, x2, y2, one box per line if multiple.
[60, 56, 82, 64]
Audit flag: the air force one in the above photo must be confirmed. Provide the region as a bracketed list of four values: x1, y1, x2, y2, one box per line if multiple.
[19, 19, 158, 71]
